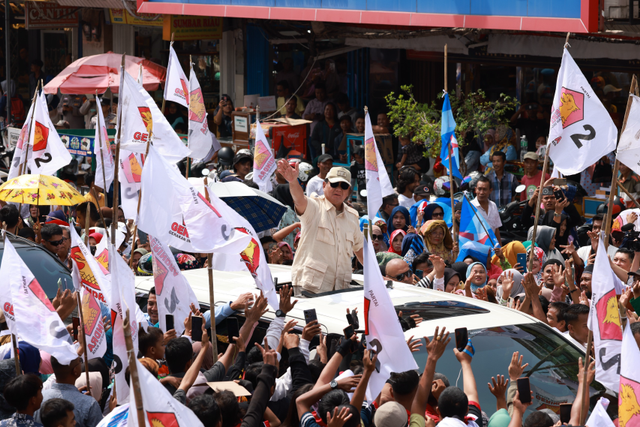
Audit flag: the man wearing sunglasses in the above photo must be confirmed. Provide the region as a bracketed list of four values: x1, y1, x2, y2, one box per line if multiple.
[41, 224, 67, 260]
[277, 160, 364, 294]
[383, 258, 415, 285]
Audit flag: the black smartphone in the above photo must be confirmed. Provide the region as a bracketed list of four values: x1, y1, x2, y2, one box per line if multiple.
[455, 327, 468, 352]
[165, 314, 174, 331]
[517, 377, 532, 404]
[516, 253, 527, 273]
[72, 316, 80, 341]
[343, 325, 354, 339]
[554, 189, 565, 202]
[415, 269, 424, 279]
[227, 318, 240, 343]
[191, 316, 203, 342]
[304, 309, 317, 324]
[559, 403, 572, 423]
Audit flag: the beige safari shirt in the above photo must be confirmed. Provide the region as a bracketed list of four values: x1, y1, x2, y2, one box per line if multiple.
[292, 195, 364, 294]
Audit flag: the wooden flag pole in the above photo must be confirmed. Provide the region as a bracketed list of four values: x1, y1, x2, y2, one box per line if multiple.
[84, 203, 91, 246]
[19, 82, 39, 177]
[527, 149, 550, 272]
[604, 75, 637, 248]
[123, 309, 145, 427]
[128, 133, 152, 269]
[161, 34, 175, 115]
[111, 55, 126, 246]
[96, 90, 111, 212]
[203, 177, 218, 362]
[76, 292, 91, 397]
[11, 334, 20, 376]
[186, 54, 192, 180]
[579, 329, 593, 425]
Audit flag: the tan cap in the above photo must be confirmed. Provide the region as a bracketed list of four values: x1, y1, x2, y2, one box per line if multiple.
[326, 167, 351, 185]
[523, 151, 539, 161]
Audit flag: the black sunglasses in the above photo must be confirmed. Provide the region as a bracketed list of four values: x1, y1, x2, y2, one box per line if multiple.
[393, 270, 412, 281]
[329, 181, 350, 190]
[371, 234, 383, 241]
[47, 238, 65, 247]
[432, 211, 444, 218]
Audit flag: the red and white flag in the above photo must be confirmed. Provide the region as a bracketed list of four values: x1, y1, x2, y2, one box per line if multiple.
[127, 358, 205, 427]
[149, 235, 199, 335]
[364, 110, 393, 218]
[110, 242, 148, 402]
[0, 237, 78, 364]
[252, 120, 277, 193]
[188, 61, 218, 161]
[619, 322, 640, 427]
[588, 234, 623, 392]
[8, 101, 35, 179]
[119, 149, 145, 221]
[138, 146, 251, 254]
[27, 92, 72, 176]
[363, 235, 417, 399]
[79, 286, 107, 360]
[94, 95, 115, 193]
[210, 190, 278, 310]
[69, 225, 111, 306]
[119, 71, 190, 163]
[163, 44, 189, 108]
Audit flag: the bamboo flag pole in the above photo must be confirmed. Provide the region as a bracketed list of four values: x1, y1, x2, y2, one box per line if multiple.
[123, 309, 145, 427]
[186, 54, 192, 180]
[604, 75, 637, 248]
[111, 55, 126, 246]
[203, 177, 218, 362]
[617, 181, 640, 209]
[579, 330, 593, 425]
[84, 203, 91, 246]
[444, 44, 459, 258]
[96, 89, 111, 211]
[76, 292, 91, 397]
[11, 334, 19, 376]
[19, 81, 40, 177]
[527, 149, 550, 272]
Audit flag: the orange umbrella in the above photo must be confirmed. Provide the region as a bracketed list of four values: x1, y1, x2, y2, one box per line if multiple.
[43, 52, 166, 95]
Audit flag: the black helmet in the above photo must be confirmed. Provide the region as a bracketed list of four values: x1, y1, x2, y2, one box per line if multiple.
[218, 147, 234, 166]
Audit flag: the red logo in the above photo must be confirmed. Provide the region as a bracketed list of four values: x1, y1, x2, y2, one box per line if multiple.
[3, 302, 13, 316]
[236, 228, 260, 276]
[180, 79, 189, 103]
[82, 291, 101, 336]
[146, 412, 179, 427]
[28, 278, 55, 312]
[559, 87, 584, 129]
[138, 107, 153, 135]
[70, 247, 100, 290]
[170, 222, 189, 238]
[596, 289, 622, 341]
[33, 121, 49, 151]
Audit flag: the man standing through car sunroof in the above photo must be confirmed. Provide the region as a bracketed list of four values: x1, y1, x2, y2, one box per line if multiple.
[277, 160, 364, 294]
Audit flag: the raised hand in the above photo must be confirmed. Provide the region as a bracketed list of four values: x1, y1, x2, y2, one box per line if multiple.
[406, 335, 423, 353]
[501, 271, 515, 298]
[277, 159, 299, 183]
[278, 285, 298, 314]
[508, 351, 529, 381]
[326, 406, 353, 427]
[488, 375, 509, 403]
[425, 327, 450, 361]
[552, 264, 565, 288]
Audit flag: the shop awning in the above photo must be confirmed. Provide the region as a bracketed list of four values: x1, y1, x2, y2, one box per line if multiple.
[56, 0, 124, 8]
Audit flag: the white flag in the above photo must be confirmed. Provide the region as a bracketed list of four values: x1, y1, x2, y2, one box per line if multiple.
[588, 234, 623, 392]
[127, 358, 205, 427]
[364, 111, 394, 218]
[79, 286, 107, 360]
[94, 96, 115, 193]
[586, 397, 615, 427]
[119, 149, 144, 221]
[0, 238, 78, 364]
[138, 146, 251, 254]
[210, 191, 278, 310]
[188, 62, 216, 161]
[252, 120, 277, 193]
[149, 234, 199, 335]
[8, 101, 35, 179]
[120, 71, 190, 163]
[619, 322, 640, 427]
[363, 236, 417, 399]
[617, 94, 640, 176]
[69, 225, 112, 306]
[96, 403, 129, 427]
[27, 92, 72, 176]
[548, 48, 617, 175]
[110, 243, 148, 402]
[164, 44, 189, 108]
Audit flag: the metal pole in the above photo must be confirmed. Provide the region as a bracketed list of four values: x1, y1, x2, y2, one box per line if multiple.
[4, 0, 10, 122]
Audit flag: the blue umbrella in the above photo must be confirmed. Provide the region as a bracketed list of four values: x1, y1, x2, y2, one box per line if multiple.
[208, 181, 287, 233]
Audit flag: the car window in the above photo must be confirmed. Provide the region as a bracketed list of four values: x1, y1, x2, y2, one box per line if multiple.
[395, 301, 490, 321]
[412, 323, 613, 420]
[0, 245, 72, 299]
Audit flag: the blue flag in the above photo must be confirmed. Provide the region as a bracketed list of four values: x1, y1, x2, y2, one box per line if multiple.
[456, 196, 498, 262]
[440, 94, 463, 180]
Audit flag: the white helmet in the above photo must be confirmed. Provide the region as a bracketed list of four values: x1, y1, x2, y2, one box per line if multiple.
[298, 162, 314, 182]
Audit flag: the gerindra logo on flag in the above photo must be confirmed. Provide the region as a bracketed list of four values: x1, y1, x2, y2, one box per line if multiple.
[558, 88, 584, 128]
[364, 137, 378, 172]
[189, 88, 206, 122]
[620, 379, 640, 427]
[147, 411, 180, 427]
[596, 289, 623, 341]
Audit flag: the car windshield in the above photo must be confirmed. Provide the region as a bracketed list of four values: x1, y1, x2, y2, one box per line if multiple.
[412, 323, 612, 420]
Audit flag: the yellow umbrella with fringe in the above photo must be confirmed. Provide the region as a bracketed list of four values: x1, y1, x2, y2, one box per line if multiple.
[0, 174, 86, 206]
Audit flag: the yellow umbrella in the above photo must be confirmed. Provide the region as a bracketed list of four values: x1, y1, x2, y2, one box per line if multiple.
[0, 174, 86, 206]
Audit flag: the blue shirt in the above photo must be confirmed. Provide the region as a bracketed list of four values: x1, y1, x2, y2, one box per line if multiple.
[36, 383, 102, 427]
[0, 414, 42, 427]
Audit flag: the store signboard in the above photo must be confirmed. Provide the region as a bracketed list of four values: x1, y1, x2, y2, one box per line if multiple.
[109, 9, 163, 27]
[162, 15, 223, 41]
[26, 2, 79, 29]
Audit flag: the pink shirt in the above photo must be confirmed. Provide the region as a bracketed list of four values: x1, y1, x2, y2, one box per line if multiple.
[520, 171, 550, 201]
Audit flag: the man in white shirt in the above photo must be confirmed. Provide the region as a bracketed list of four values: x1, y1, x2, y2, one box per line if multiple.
[471, 176, 502, 244]
[305, 154, 333, 197]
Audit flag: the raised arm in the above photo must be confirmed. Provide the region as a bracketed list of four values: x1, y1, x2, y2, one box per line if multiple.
[277, 160, 307, 215]
[453, 338, 479, 404]
[412, 327, 450, 415]
[315, 334, 357, 388]
[569, 357, 595, 426]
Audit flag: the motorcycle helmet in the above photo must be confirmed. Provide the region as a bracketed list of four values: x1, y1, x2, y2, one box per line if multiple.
[233, 149, 253, 168]
[433, 176, 457, 196]
[298, 162, 314, 182]
[218, 147, 234, 167]
[598, 196, 625, 217]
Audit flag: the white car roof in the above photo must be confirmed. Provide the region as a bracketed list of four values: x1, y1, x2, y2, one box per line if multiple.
[135, 265, 541, 337]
